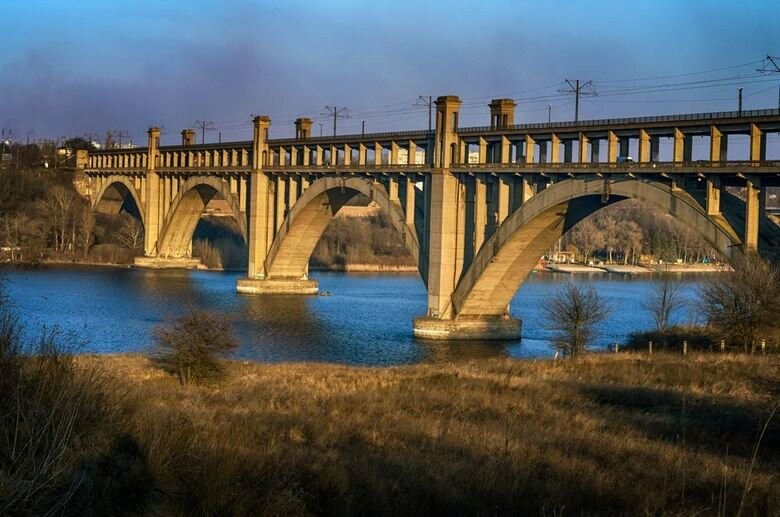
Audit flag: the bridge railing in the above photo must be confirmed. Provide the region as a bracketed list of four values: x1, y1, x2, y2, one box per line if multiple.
[453, 160, 780, 170]
[268, 129, 433, 146]
[263, 163, 431, 171]
[458, 108, 780, 133]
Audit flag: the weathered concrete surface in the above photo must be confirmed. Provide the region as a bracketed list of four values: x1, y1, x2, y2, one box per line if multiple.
[413, 317, 521, 340]
[236, 278, 319, 295]
[134, 256, 203, 269]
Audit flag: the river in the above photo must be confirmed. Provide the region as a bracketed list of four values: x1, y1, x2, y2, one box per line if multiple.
[1, 266, 705, 365]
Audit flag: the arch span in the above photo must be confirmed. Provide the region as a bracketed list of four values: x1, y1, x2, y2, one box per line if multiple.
[93, 176, 144, 225]
[264, 176, 422, 281]
[157, 177, 247, 257]
[452, 177, 742, 319]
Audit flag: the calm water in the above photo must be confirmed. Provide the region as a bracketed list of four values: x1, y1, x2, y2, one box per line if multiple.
[1, 266, 704, 365]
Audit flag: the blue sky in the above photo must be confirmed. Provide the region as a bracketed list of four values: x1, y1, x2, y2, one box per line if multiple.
[1, 0, 778, 144]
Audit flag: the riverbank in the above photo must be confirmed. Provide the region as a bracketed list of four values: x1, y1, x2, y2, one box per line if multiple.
[544, 262, 726, 274]
[42, 353, 779, 514]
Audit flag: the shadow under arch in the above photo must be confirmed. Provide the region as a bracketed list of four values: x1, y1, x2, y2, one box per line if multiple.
[452, 177, 744, 319]
[156, 177, 247, 257]
[93, 176, 145, 225]
[265, 176, 423, 282]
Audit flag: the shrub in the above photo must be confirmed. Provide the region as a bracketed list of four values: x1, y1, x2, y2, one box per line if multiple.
[154, 309, 238, 385]
[543, 282, 609, 357]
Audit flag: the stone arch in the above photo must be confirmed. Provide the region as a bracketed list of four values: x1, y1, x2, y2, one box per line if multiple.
[451, 177, 743, 319]
[156, 176, 247, 257]
[92, 176, 144, 225]
[264, 176, 422, 281]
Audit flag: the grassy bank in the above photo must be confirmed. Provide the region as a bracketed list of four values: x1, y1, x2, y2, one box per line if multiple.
[24, 353, 773, 515]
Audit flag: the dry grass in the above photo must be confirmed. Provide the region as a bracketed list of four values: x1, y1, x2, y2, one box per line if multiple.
[67, 352, 780, 515]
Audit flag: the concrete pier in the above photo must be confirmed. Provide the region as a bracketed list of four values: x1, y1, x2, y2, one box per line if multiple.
[413, 317, 522, 340]
[134, 256, 203, 269]
[236, 278, 319, 295]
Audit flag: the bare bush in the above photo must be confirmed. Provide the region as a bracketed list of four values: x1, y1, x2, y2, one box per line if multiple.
[543, 282, 609, 357]
[154, 309, 238, 385]
[643, 270, 684, 346]
[698, 253, 780, 353]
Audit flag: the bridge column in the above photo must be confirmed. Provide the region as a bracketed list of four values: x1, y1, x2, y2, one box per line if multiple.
[414, 95, 520, 340]
[525, 135, 536, 164]
[706, 177, 721, 216]
[578, 133, 589, 163]
[142, 127, 162, 256]
[607, 131, 619, 163]
[745, 178, 760, 252]
[710, 126, 728, 161]
[638, 130, 651, 163]
[358, 144, 367, 166]
[550, 134, 560, 163]
[474, 176, 487, 253]
[673, 128, 685, 163]
[497, 175, 511, 224]
[403, 175, 416, 229]
[343, 144, 352, 166]
[275, 174, 287, 233]
[750, 124, 766, 162]
[408, 141, 417, 165]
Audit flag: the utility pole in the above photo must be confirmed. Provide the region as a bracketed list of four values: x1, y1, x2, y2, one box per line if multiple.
[415, 95, 433, 132]
[548, 104, 552, 125]
[194, 120, 215, 144]
[756, 55, 780, 110]
[320, 106, 349, 137]
[558, 79, 597, 122]
[361, 120, 365, 136]
[738, 87, 743, 116]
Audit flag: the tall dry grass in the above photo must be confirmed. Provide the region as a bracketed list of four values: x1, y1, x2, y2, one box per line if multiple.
[87, 352, 779, 515]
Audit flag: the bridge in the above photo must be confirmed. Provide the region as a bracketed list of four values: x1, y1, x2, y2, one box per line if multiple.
[80, 96, 780, 340]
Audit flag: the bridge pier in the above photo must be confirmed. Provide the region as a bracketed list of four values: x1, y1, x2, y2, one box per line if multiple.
[134, 256, 203, 269]
[413, 316, 522, 340]
[236, 277, 318, 295]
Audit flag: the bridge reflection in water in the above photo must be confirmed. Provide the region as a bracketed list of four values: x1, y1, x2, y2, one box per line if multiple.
[81, 96, 780, 340]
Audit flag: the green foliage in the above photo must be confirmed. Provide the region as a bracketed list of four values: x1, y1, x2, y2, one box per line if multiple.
[543, 282, 609, 357]
[154, 309, 239, 385]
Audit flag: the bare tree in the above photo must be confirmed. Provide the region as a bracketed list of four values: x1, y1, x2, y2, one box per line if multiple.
[78, 204, 95, 258]
[40, 186, 76, 252]
[568, 217, 604, 263]
[643, 269, 684, 345]
[698, 254, 780, 353]
[115, 214, 144, 250]
[543, 282, 610, 358]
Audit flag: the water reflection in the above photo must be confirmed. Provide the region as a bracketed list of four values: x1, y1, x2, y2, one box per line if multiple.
[2, 265, 705, 366]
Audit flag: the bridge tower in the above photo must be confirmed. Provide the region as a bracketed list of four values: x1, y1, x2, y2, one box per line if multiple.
[413, 96, 522, 339]
[143, 127, 162, 256]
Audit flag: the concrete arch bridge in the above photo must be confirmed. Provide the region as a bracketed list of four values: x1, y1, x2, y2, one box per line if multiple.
[82, 97, 780, 340]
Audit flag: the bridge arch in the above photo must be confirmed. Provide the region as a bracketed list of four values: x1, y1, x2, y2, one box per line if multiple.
[451, 177, 743, 319]
[264, 176, 422, 281]
[156, 176, 247, 257]
[92, 176, 145, 225]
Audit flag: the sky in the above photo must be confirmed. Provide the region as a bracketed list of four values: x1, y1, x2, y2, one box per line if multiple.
[1, 0, 778, 146]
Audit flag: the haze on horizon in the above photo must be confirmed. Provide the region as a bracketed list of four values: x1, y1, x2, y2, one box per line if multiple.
[1, 0, 777, 146]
